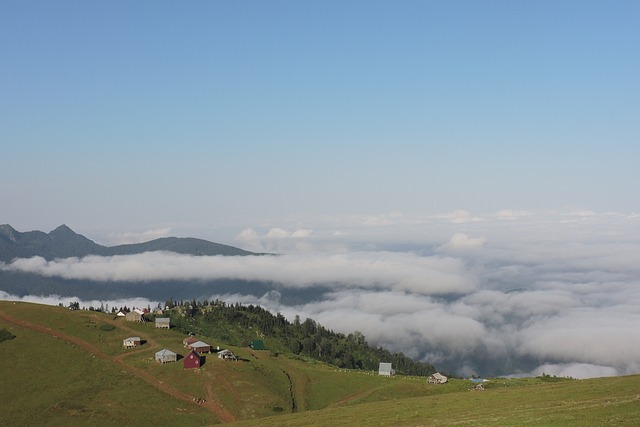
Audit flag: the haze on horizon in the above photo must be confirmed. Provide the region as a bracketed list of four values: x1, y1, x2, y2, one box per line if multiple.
[1, 2, 639, 379]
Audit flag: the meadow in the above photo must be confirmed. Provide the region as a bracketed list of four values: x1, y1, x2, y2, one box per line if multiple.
[1, 301, 638, 426]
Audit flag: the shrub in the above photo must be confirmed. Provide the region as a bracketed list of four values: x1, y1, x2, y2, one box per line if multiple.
[0, 328, 16, 342]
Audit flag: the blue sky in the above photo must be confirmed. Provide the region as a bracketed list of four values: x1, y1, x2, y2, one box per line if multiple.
[2, 2, 640, 379]
[1, 1, 639, 241]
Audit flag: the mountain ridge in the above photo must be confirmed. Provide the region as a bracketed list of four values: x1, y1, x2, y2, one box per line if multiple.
[0, 224, 257, 262]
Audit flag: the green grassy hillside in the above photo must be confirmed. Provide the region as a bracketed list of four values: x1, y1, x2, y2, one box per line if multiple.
[1, 301, 638, 426]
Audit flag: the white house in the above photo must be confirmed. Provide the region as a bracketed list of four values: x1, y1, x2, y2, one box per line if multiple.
[378, 362, 395, 376]
[155, 348, 178, 364]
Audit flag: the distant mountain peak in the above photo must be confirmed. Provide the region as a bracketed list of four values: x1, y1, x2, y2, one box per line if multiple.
[0, 224, 19, 242]
[0, 224, 258, 262]
[50, 224, 74, 234]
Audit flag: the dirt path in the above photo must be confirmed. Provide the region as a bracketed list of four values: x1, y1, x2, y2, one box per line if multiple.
[0, 310, 236, 423]
[94, 316, 161, 362]
[328, 386, 380, 407]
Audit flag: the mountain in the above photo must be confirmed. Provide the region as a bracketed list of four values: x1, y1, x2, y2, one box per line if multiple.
[0, 224, 257, 262]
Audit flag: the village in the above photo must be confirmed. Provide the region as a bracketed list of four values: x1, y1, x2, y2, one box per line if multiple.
[118, 307, 454, 387]
[119, 308, 266, 370]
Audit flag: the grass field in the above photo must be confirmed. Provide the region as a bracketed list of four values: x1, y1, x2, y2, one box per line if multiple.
[1, 301, 639, 426]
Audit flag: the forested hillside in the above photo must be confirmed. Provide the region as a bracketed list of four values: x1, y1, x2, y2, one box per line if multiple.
[158, 299, 436, 376]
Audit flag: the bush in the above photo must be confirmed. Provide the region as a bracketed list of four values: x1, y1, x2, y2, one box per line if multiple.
[0, 328, 16, 342]
[99, 324, 116, 331]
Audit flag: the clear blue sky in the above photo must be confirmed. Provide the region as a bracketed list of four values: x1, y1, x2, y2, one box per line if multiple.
[1, 1, 639, 237]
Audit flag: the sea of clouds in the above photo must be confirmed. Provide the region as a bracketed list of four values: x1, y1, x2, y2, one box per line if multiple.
[2, 210, 639, 379]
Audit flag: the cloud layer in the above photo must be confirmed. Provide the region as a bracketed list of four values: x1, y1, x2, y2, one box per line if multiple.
[2, 211, 640, 379]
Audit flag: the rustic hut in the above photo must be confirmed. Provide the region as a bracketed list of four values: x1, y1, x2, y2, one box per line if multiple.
[428, 373, 448, 384]
[125, 309, 145, 323]
[183, 350, 201, 369]
[123, 336, 141, 348]
[155, 349, 178, 364]
[189, 341, 211, 354]
[217, 349, 237, 361]
[155, 317, 170, 329]
[183, 336, 198, 348]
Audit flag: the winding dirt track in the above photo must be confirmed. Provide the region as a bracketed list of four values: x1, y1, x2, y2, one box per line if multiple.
[0, 310, 236, 423]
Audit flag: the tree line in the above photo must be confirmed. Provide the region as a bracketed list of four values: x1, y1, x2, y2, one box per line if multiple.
[161, 298, 436, 377]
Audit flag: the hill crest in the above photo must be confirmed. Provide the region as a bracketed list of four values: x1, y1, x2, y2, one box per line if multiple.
[0, 224, 257, 262]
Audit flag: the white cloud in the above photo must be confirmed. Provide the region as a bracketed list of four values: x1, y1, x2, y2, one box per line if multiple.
[435, 210, 483, 223]
[1, 251, 476, 295]
[439, 233, 487, 251]
[235, 227, 317, 252]
[495, 209, 531, 220]
[0, 291, 160, 312]
[3, 209, 640, 378]
[529, 363, 620, 379]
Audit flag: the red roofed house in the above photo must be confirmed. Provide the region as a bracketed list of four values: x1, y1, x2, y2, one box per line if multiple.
[183, 336, 198, 348]
[183, 350, 201, 369]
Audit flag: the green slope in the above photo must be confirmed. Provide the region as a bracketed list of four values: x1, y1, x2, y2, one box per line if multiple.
[1, 301, 638, 426]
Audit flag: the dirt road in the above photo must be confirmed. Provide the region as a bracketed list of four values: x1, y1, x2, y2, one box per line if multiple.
[0, 310, 236, 423]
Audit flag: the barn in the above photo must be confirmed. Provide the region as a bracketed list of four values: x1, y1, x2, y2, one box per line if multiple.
[183, 350, 201, 369]
[123, 336, 141, 348]
[155, 318, 170, 329]
[378, 362, 395, 376]
[189, 340, 211, 354]
[155, 349, 177, 364]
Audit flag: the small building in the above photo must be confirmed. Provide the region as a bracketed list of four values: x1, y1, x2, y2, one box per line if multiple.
[428, 372, 448, 384]
[250, 340, 265, 350]
[123, 336, 141, 348]
[125, 309, 145, 323]
[183, 336, 198, 348]
[189, 340, 211, 354]
[155, 317, 170, 329]
[183, 350, 202, 369]
[116, 311, 126, 317]
[378, 362, 395, 376]
[155, 348, 177, 364]
[218, 349, 237, 361]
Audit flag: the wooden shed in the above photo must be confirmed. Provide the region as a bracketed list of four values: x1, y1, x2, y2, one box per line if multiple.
[123, 336, 141, 348]
[155, 348, 178, 364]
[183, 336, 198, 348]
[189, 340, 211, 354]
[183, 350, 201, 369]
[155, 317, 170, 329]
[218, 349, 237, 361]
[125, 309, 145, 323]
[428, 372, 448, 384]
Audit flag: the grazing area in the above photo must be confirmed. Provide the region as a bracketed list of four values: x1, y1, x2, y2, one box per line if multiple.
[0, 301, 639, 426]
